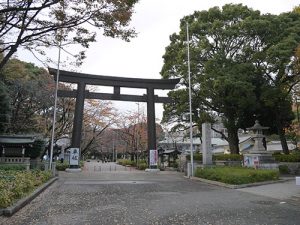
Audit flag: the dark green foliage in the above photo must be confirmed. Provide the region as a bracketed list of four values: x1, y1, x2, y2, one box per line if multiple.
[273, 153, 300, 162]
[0, 165, 26, 171]
[0, 81, 10, 133]
[278, 165, 289, 174]
[186, 154, 242, 161]
[55, 162, 69, 171]
[186, 153, 202, 161]
[25, 139, 47, 159]
[137, 163, 147, 170]
[194, 166, 279, 185]
[161, 4, 300, 154]
[0, 170, 52, 208]
[213, 154, 243, 161]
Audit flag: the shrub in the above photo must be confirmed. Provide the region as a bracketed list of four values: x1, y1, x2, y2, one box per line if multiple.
[273, 153, 300, 162]
[55, 162, 69, 171]
[0, 165, 26, 171]
[117, 159, 135, 166]
[79, 160, 84, 168]
[0, 180, 14, 208]
[0, 170, 52, 208]
[213, 154, 243, 161]
[278, 165, 289, 174]
[186, 153, 202, 161]
[137, 163, 147, 170]
[194, 166, 279, 185]
[26, 139, 47, 159]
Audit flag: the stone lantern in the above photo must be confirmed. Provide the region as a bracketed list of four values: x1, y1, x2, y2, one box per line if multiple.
[243, 120, 278, 169]
[248, 120, 269, 153]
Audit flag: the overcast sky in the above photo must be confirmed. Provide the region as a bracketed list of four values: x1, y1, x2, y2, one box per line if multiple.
[18, 0, 300, 121]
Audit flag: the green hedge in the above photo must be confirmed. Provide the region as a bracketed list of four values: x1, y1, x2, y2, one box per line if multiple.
[213, 154, 243, 161]
[273, 153, 300, 162]
[55, 162, 69, 171]
[195, 166, 279, 185]
[118, 159, 148, 169]
[118, 159, 131, 166]
[137, 163, 147, 170]
[187, 154, 242, 161]
[186, 153, 202, 161]
[117, 159, 135, 166]
[0, 170, 52, 208]
[0, 164, 26, 171]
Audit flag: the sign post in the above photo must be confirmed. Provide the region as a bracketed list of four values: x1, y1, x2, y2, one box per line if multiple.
[149, 149, 158, 169]
[65, 148, 81, 172]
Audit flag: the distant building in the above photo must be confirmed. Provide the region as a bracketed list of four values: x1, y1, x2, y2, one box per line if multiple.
[159, 130, 296, 154]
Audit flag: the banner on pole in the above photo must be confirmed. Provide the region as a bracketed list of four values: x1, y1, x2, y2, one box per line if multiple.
[69, 148, 79, 166]
[149, 149, 158, 166]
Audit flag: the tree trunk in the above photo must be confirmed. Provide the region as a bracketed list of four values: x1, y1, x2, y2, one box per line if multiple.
[278, 126, 289, 154]
[227, 126, 239, 154]
[276, 114, 290, 154]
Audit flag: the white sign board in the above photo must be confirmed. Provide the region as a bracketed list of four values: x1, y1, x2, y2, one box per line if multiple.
[149, 149, 158, 166]
[69, 148, 79, 166]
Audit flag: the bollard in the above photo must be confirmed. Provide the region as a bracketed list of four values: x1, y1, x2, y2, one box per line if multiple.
[99, 166, 101, 172]
[296, 177, 300, 185]
[110, 165, 111, 171]
[115, 165, 116, 171]
[94, 166, 96, 172]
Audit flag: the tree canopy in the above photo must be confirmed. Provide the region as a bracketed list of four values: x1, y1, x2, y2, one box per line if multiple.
[161, 4, 300, 154]
[0, 0, 138, 71]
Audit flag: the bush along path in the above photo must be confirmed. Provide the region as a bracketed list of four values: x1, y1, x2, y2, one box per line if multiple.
[194, 166, 279, 185]
[0, 169, 54, 215]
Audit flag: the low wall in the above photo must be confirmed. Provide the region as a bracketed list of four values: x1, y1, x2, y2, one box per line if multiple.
[0, 157, 30, 170]
[279, 162, 300, 175]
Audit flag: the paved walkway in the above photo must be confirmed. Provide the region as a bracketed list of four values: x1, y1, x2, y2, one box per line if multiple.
[1, 162, 300, 225]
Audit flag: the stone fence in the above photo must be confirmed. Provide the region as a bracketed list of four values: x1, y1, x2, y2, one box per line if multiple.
[0, 157, 30, 170]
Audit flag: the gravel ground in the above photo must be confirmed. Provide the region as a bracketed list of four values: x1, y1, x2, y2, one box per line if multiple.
[1, 162, 300, 225]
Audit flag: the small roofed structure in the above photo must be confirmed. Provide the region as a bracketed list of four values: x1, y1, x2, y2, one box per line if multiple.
[0, 135, 37, 170]
[158, 147, 181, 168]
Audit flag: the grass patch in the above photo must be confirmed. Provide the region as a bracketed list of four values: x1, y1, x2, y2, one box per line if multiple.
[0, 170, 52, 208]
[194, 166, 279, 185]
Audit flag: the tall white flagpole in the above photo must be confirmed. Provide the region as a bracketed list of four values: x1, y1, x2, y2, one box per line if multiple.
[186, 22, 194, 177]
[49, 14, 63, 170]
[49, 41, 61, 170]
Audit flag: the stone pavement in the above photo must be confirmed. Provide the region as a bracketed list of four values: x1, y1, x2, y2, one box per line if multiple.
[1, 162, 300, 225]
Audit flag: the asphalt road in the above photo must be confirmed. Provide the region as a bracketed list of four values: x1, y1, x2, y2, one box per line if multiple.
[1, 162, 300, 225]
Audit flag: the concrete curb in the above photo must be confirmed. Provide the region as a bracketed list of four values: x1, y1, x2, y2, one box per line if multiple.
[185, 176, 294, 189]
[0, 177, 58, 217]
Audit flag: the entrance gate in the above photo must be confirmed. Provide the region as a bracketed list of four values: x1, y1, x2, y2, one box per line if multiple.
[49, 68, 179, 165]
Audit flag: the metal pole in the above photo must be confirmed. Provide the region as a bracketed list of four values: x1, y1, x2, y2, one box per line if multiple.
[186, 22, 194, 177]
[49, 40, 62, 170]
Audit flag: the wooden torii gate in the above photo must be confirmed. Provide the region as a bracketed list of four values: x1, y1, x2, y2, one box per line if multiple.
[49, 68, 179, 164]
